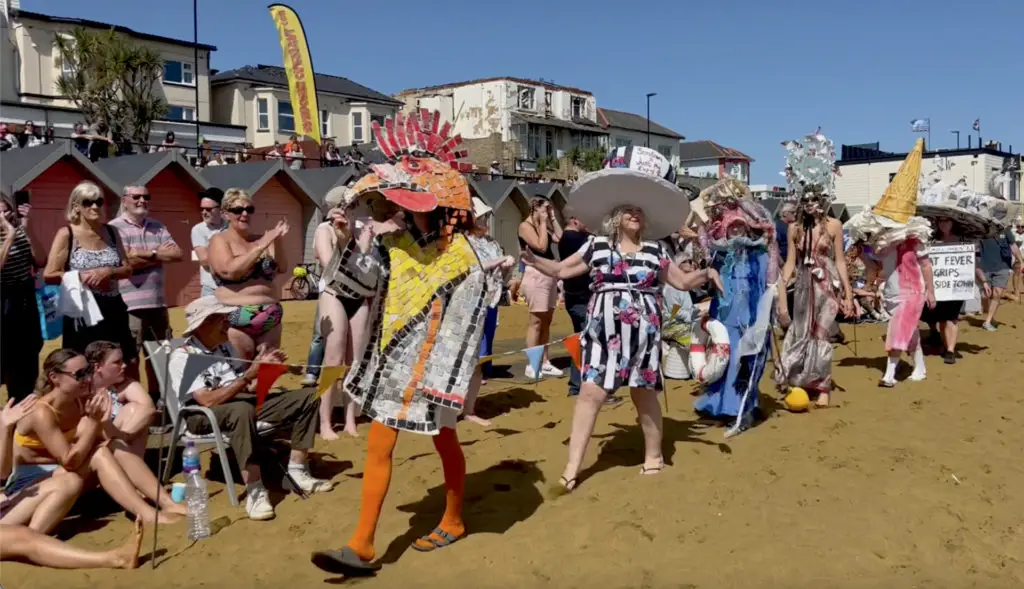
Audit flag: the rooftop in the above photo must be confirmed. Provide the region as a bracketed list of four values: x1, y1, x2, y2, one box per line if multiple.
[597, 108, 683, 139]
[211, 65, 401, 106]
[398, 77, 593, 97]
[679, 140, 753, 162]
[13, 9, 217, 50]
[838, 142, 1020, 165]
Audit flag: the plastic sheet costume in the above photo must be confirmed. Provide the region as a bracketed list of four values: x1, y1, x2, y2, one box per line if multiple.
[694, 179, 778, 436]
[774, 132, 846, 397]
[845, 139, 934, 386]
[312, 110, 506, 575]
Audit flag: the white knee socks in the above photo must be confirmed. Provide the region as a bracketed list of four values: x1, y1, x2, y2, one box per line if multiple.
[883, 357, 899, 382]
[910, 347, 926, 380]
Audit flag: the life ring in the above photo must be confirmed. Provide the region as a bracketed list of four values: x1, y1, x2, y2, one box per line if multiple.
[688, 316, 730, 385]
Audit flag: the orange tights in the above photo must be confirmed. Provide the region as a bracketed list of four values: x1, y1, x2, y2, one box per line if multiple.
[346, 421, 466, 561]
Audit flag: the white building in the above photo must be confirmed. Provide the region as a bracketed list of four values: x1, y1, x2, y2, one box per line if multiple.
[678, 140, 753, 183]
[749, 184, 788, 200]
[211, 64, 401, 149]
[835, 143, 1021, 214]
[0, 4, 245, 150]
[596, 107, 683, 165]
[395, 77, 608, 174]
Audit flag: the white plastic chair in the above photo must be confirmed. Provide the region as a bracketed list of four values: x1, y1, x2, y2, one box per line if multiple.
[144, 339, 243, 506]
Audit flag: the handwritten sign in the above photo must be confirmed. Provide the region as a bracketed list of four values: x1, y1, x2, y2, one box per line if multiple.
[928, 243, 976, 301]
[629, 146, 670, 178]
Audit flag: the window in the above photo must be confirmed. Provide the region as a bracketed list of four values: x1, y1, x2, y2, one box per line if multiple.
[615, 137, 632, 148]
[256, 98, 269, 131]
[571, 96, 586, 119]
[163, 60, 194, 85]
[278, 100, 295, 133]
[370, 114, 385, 139]
[543, 91, 552, 114]
[167, 106, 195, 121]
[657, 145, 672, 159]
[320, 109, 329, 137]
[55, 37, 75, 80]
[545, 129, 554, 157]
[527, 125, 541, 159]
[351, 112, 363, 143]
[517, 85, 535, 110]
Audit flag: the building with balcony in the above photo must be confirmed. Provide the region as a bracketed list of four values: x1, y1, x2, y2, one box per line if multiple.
[210, 64, 401, 150]
[0, 4, 246, 151]
[395, 77, 608, 176]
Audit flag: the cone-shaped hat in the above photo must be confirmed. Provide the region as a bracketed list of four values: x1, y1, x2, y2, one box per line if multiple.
[872, 138, 924, 224]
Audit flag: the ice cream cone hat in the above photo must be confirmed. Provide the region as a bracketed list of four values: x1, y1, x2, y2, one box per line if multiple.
[844, 138, 932, 250]
[872, 138, 924, 224]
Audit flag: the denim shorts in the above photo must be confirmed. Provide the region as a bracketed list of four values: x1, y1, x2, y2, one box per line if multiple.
[2, 463, 58, 496]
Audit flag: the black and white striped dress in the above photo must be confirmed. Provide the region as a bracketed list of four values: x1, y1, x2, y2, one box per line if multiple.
[576, 235, 671, 392]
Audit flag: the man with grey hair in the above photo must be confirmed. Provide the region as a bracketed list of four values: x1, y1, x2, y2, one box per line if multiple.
[109, 184, 183, 392]
[776, 202, 797, 263]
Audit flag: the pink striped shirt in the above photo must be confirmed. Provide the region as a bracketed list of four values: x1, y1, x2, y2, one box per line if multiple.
[109, 215, 176, 310]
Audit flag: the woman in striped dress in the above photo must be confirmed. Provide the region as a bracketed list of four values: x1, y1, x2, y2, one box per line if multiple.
[523, 205, 722, 492]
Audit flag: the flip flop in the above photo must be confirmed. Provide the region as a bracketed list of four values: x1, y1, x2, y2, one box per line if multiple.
[310, 547, 381, 575]
[411, 527, 462, 552]
[640, 462, 664, 475]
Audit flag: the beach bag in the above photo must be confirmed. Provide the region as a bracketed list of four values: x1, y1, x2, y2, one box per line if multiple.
[36, 284, 63, 340]
[689, 317, 730, 385]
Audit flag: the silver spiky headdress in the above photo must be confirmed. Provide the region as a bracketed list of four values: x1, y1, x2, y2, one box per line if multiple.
[780, 128, 838, 202]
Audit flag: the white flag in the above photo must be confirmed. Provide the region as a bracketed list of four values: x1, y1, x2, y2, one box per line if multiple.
[910, 119, 930, 132]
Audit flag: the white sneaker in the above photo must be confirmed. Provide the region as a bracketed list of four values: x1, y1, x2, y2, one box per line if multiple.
[541, 363, 564, 377]
[301, 374, 318, 386]
[287, 468, 335, 494]
[245, 485, 275, 521]
[524, 366, 539, 380]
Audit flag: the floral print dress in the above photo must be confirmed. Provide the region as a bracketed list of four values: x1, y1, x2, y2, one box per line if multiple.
[576, 235, 671, 392]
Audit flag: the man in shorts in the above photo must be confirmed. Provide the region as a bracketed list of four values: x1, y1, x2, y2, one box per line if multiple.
[978, 226, 1023, 331]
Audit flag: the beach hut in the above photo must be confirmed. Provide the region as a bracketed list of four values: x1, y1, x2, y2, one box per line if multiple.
[829, 203, 851, 223]
[201, 160, 318, 299]
[291, 165, 358, 263]
[0, 142, 120, 256]
[95, 151, 211, 306]
[469, 177, 530, 257]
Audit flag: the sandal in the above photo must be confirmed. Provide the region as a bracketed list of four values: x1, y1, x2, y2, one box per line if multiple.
[878, 379, 895, 388]
[310, 546, 381, 575]
[549, 476, 577, 497]
[411, 527, 463, 552]
[640, 461, 664, 475]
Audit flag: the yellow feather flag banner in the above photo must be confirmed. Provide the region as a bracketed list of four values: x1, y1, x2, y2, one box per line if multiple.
[268, 4, 321, 144]
[315, 365, 349, 399]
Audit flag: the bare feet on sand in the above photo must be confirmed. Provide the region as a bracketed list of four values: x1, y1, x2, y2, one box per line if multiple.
[319, 422, 341, 441]
[815, 392, 830, 407]
[465, 415, 492, 427]
[111, 517, 144, 569]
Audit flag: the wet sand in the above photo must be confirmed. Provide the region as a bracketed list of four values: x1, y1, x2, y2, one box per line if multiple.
[4, 300, 1024, 588]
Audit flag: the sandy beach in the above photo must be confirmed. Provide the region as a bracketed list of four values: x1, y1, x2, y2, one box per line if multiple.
[3, 300, 1024, 588]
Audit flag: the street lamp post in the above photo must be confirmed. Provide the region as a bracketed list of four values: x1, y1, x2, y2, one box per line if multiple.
[951, 130, 960, 149]
[645, 92, 656, 148]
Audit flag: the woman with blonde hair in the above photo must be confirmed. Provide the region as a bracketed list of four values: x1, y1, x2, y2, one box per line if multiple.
[43, 181, 135, 363]
[518, 197, 563, 378]
[314, 186, 373, 439]
[208, 188, 290, 359]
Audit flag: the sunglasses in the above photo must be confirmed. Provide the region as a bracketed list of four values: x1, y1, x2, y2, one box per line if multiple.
[55, 365, 93, 381]
[127, 193, 151, 201]
[226, 205, 255, 215]
[200, 206, 219, 212]
[80, 198, 104, 208]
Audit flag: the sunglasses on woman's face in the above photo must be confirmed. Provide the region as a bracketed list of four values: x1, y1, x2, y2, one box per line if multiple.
[55, 366, 93, 381]
[227, 205, 255, 215]
[80, 198, 104, 208]
[128, 193, 151, 201]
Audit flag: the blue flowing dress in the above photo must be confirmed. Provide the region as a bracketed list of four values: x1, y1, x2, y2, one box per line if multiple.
[694, 244, 771, 419]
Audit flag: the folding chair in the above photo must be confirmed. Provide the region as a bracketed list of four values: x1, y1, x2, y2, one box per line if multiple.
[144, 339, 243, 506]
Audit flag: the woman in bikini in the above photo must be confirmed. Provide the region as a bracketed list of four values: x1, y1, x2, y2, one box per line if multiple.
[14, 349, 185, 525]
[315, 188, 374, 439]
[208, 188, 290, 360]
[775, 191, 854, 406]
[1, 395, 144, 570]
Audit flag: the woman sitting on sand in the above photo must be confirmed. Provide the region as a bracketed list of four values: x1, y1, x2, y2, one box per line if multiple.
[85, 339, 159, 461]
[1, 395, 143, 570]
[208, 188, 289, 360]
[14, 349, 185, 525]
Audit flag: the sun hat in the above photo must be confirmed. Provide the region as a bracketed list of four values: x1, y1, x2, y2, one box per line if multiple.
[916, 157, 1008, 239]
[564, 145, 689, 239]
[183, 296, 236, 335]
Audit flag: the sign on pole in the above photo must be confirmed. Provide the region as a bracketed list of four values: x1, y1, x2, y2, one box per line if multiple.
[927, 243, 976, 301]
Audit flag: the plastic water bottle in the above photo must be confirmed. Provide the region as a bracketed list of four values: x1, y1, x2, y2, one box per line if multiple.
[182, 441, 211, 540]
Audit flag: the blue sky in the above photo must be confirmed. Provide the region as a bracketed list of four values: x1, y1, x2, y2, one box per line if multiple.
[24, 0, 1023, 183]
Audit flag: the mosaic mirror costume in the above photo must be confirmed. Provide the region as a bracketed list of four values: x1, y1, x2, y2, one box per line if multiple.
[312, 110, 505, 574]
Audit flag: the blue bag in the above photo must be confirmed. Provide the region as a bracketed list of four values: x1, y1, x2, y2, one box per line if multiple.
[36, 284, 62, 340]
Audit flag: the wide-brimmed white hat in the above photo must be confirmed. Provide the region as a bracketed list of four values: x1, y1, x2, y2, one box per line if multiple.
[564, 146, 689, 239]
[183, 296, 236, 335]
